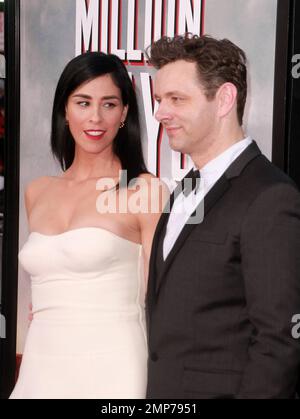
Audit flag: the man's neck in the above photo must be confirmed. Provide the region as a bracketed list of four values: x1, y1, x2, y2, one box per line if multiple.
[191, 127, 245, 170]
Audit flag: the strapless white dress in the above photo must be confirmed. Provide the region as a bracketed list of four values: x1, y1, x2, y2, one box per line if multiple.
[10, 227, 148, 399]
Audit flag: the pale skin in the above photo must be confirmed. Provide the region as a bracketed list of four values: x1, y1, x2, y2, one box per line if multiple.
[154, 60, 245, 169]
[26, 74, 169, 320]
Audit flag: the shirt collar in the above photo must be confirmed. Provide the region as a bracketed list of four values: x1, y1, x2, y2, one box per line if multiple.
[194, 137, 252, 177]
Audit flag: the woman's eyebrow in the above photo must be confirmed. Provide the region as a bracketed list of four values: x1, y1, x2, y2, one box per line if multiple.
[71, 94, 121, 100]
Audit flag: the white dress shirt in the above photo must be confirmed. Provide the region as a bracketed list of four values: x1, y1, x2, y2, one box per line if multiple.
[163, 137, 253, 260]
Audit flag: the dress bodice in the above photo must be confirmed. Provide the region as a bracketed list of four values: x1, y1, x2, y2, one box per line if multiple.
[19, 227, 144, 322]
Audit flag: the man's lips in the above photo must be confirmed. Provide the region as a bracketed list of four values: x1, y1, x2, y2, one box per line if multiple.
[84, 130, 106, 141]
[165, 126, 181, 135]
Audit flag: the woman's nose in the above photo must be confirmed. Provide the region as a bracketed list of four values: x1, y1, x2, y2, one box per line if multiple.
[89, 106, 103, 123]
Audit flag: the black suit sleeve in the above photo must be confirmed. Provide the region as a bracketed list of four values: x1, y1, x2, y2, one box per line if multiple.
[238, 182, 300, 398]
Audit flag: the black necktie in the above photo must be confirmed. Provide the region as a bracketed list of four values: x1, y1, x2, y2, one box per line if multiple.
[183, 169, 201, 197]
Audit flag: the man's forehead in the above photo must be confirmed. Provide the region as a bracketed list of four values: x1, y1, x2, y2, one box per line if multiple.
[154, 61, 201, 95]
[153, 89, 187, 98]
[156, 59, 197, 76]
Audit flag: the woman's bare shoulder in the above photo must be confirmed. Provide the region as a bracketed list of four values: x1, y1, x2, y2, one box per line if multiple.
[136, 172, 170, 213]
[24, 176, 57, 215]
[137, 172, 168, 186]
[138, 172, 156, 180]
[137, 172, 170, 194]
[25, 176, 55, 197]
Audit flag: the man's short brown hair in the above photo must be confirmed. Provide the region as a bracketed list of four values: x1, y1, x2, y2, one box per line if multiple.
[147, 34, 247, 125]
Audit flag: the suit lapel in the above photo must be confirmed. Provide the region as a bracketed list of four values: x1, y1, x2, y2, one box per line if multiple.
[154, 141, 262, 295]
[146, 173, 192, 305]
[155, 174, 230, 294]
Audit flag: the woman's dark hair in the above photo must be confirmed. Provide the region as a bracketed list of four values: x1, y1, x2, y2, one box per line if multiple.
[51, 52, 147, 184]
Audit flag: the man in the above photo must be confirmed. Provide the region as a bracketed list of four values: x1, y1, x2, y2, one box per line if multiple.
[145, 34, 300, 399]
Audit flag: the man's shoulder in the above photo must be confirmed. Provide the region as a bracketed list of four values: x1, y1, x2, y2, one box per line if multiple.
[242, 152, 298, 193]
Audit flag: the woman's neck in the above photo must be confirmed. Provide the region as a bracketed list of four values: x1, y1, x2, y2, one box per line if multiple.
[63, 148, 121, 182]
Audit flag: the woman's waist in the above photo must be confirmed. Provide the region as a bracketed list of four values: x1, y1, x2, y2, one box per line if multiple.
[25, 314, 147, 356]
[32, 283, 144, 314]
[32, 304, 145, 323]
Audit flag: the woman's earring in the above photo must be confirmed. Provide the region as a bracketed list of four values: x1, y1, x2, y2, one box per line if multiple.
[119, 121, 125, 129]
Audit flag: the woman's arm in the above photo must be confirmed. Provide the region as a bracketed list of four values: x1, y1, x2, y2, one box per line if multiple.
[137, 174, 169, 288]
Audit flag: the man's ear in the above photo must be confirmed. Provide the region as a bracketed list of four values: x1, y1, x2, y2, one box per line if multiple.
[216, 82, 238, 119]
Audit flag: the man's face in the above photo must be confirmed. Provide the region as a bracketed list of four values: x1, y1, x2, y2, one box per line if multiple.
[154, 60, 218, 156]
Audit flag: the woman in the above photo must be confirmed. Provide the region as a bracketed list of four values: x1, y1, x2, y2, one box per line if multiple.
[10, 52, 168, 399]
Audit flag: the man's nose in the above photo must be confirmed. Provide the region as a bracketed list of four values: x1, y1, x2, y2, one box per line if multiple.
[155, 102, 172, 123]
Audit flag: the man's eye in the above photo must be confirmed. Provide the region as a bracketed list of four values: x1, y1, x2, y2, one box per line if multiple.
[172, 96, 182, 102]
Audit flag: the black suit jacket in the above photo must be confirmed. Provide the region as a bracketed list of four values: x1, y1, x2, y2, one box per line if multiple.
[146, 142, 300, 399]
